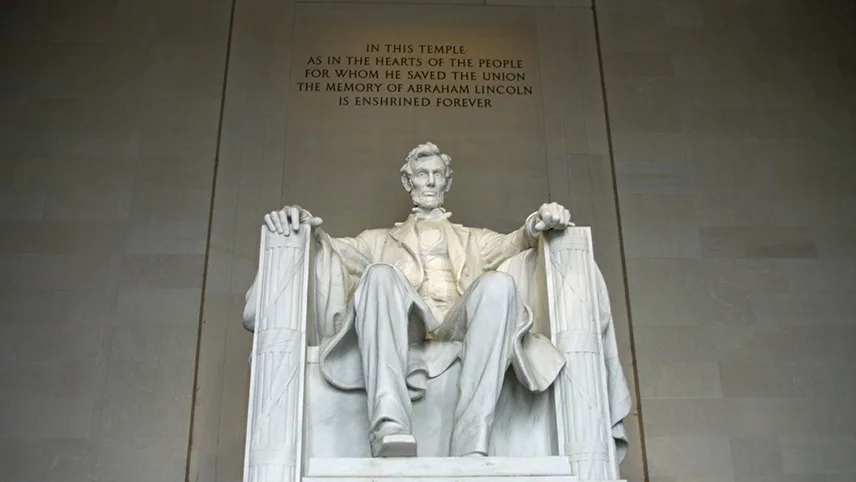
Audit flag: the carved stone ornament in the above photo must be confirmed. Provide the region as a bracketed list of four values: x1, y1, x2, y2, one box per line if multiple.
[242, 143, 632, 482]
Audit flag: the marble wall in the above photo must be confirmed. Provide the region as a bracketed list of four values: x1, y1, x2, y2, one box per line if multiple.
[0, 0, 232, 480]
[598, 0, 856, 481]
[189, 2, 644, 481]
[1, 0, 854, 481]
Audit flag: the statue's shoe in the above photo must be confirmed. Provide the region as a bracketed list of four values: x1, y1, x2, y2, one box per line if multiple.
[371, 434, 418, 457]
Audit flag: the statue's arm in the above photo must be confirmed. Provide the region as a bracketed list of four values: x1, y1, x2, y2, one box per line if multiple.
[476, 213, 540, 270]
[320, 230, 374, 268]
[479, 202, 573, 270]
[242, 227, 373, 333]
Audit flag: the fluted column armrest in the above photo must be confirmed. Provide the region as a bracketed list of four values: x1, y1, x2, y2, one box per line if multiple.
[542, 227, 619, 481]
[243, 226, 312, 482]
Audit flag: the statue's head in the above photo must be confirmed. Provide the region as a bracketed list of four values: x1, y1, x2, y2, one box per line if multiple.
[400, 142, 453, 210]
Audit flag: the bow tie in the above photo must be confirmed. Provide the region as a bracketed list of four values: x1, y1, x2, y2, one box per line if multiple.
[412, 207, 452, 221]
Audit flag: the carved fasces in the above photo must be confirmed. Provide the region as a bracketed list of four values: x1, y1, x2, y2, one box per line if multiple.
[543, 227, 618, 480]
[244, 226, 311, 482]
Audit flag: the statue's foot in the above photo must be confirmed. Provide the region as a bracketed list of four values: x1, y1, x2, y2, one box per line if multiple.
[463, 451, 487, 457]
[371, 434, 418, 458]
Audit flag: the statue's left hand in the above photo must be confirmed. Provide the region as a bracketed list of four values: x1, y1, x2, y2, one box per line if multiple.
[532, 202, 574, 233]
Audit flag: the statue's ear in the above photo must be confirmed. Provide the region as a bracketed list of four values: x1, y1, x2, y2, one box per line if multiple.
[401, 173, 412, 192]
[444, 176, 453, 193]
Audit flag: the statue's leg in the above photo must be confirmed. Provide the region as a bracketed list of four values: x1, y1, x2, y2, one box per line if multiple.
[448, 271, 521, 457]
[352, 263, 426, 457]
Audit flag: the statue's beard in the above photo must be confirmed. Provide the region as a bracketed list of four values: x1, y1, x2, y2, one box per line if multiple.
[411, 190, 444, 210]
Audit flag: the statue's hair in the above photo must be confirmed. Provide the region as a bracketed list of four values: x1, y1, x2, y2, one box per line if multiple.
[400, 142, 453, 181]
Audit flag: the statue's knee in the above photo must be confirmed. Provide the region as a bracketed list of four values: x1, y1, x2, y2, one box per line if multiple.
[474, 271, 516, 296]
[362, 263, 401, 283]
[355, 264, 403, 306]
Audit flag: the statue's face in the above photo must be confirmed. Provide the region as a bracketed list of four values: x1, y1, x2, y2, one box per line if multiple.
[408, 155, 449, 210]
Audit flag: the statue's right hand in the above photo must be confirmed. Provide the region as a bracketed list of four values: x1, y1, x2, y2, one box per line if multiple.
[263, 205, 323, 235]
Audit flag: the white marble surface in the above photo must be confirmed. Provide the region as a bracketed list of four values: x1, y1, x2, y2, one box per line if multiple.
[306, 455, 574, 477]
[244, 143, 631, 481]
[545, 228, 624, 480]
[243, 226, 311, 482]
[304, 478, 585, 482]
[305, 348, 557, 459]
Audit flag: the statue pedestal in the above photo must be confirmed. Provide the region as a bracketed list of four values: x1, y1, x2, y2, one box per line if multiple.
[304, 456, 579, 480]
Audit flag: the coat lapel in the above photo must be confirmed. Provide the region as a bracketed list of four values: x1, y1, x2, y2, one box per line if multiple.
[440, 220, 470, 290]
[389, 215, 423, 277]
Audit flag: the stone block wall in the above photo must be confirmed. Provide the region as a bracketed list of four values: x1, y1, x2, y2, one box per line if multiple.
[0, 1, 231, 480]
[598, 1, 856, 480]
[1, 1, 854, 481]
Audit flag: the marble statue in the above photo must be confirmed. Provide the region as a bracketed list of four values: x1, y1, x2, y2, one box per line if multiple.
[242, 142, 632, 482]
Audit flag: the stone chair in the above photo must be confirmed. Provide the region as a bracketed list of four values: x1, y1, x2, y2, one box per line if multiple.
[241, 226, 630, 482]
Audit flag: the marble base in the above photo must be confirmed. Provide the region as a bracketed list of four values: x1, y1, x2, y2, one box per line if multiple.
[306, 478, 584, 482]
[306, 456, 575, 478]
[304, 455, 624, 481]
[306, 478, 589, 481]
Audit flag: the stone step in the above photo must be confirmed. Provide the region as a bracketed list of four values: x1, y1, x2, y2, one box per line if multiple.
[305, 456, 576, 479]
[305, 477, 581, 481]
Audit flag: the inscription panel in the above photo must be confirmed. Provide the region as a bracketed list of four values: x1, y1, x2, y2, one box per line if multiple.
[284, 3, 549, 236]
